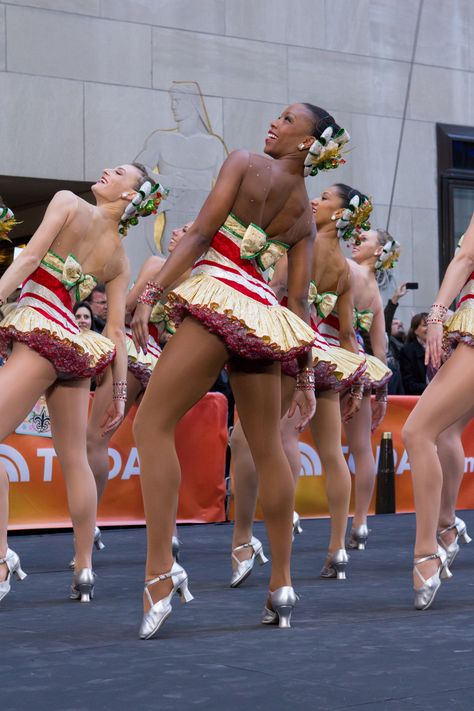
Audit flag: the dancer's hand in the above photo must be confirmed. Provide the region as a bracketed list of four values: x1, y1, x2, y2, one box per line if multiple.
[425, 322, 444, 369]
[287, 389, 316, 432]
[371, 400, 387, 432]
[131, 303, 152, 354]
[101, 400, 125, 434]
[340, 390, 362, 422]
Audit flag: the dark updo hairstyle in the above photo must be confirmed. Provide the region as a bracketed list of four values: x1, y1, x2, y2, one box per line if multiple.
[332, 183, 368, 210]
[131, 161, 154, 190]
[302, 104, 342, 139]
[407, 312, 428, 343]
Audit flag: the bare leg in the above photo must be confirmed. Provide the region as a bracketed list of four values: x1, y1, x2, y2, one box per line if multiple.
[133, 317, 228, 608]
[230, 362, 294, 591]
[0, 343, 57, 580]
[280, 375, 302, 487]
[436, 408, 474, 543]
[46, 379, 98, 571]
[87, 368, 143, 502]
[343, 394, 374, 528]
[310, 390, 350, 553]
[402, 344, 474, 584]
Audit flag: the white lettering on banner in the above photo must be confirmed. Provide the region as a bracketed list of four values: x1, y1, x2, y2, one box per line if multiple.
[122, 448, 141, 480]
[396, 449, 411, 475]
[108, 448, 122, 480]
[465, 457, 474, 474]
[0, 445, 29, 482]
[298, 443, 322, 477]
[37, 448, 57, 482]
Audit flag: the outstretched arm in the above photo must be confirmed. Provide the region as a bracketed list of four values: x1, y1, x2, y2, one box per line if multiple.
[0, 191, 76, 302]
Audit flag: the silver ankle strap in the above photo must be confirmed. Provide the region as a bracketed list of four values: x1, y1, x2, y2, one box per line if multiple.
[145, 569, 174, 588]
[414, 552, 440, 565]
[438, 522, 457, 537]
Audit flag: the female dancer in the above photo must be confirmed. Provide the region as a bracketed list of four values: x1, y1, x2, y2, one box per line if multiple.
[229, 184, 368, 586]
[0, 163, 162, 604]
[345, 229, 396, 549]
[402, 210, 474, 610]
[131, 104, 351, 637]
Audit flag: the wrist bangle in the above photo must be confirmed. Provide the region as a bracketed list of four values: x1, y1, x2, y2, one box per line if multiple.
[427, 303, 447, 325]
[137, 281, 164, 307]
[113, 380, 128, 401]
[296, 367, 315, 391]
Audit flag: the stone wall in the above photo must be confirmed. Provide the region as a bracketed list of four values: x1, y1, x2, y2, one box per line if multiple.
[1, 0, 472, 324]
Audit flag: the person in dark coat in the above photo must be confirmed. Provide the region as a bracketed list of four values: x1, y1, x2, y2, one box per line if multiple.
[400, 312, 428, 394]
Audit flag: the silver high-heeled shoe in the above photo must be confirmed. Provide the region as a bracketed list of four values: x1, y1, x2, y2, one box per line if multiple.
[230, 536, 269, 588]
[293, 511, 303, 537]
[172, 536, 180, 562]
[139, 561, 194, 640]
[437, 516, 472, 568]
[414, 545, 451, 611]
[320, 549, 349, 580]
[69, 526, 105, 569]
[261, 586, 297, 628]
[348, 524, 369, 550]
[0, 548, 27, 602]
[70, 568, 95, 603]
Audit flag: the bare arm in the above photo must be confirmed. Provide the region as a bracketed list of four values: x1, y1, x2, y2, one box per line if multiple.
[369, 294, 387, 364]
[337, 276, 359, 355]
[269, 254, 288, 302]
[286, 223, 315, 370]
[126, 256, 165, 313]
[0, 191, 76, 301]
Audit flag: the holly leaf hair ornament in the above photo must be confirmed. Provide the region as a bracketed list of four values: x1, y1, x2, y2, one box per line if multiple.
[336, 194, 373, 242]
[119, 180, 169, 237]
[0, 206, 20, 243]
[374, 239, 401, 272]
[304, 126, 350, 178]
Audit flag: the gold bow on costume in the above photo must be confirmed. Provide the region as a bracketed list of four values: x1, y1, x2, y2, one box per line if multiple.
[61, 254, 98, 301]
[354, 308, 373, 333]
[240, 224, 289, 271]
[308, 281, 338, 318]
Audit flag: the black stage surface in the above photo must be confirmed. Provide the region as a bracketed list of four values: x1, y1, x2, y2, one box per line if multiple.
[3, 512, 474, 711]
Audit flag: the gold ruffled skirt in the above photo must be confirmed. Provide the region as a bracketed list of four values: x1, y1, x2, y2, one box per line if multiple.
[0, 306, 115, 378]
[126, 330, 160, 388]
[362, 354, 392, 388]
[167, 274, 316, 361]
[312, 344, 367, 391]
[445, 306, 474, 346]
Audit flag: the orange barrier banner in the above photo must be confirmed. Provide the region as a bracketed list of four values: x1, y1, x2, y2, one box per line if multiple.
[232, 396, 474, 519]
[6, 392, 228, 530]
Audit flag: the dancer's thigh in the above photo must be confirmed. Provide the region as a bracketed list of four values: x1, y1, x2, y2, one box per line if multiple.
[136, 316, 229, 427]
[310, 390, 342, 452]
[0, 342, 57, 439]
[404, 344, 474, 440]
[88, 367, 142, 439]
[46, 378, 91, 459]
[343, 394, 372, 450]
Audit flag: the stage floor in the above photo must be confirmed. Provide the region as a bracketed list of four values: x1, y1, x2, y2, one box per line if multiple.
[3, 513, 474, 710]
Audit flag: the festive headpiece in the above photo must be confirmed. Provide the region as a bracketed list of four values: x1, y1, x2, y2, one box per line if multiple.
[336, 194, 373, 242]
[374, 238, 401, 272]
[304, 126, 350, 178]
[0, 206, 20, 242]
[119, 180, 169, 237]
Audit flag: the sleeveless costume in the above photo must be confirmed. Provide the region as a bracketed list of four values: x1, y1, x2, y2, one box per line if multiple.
[166, 213, 321, 362]
[0, 251, 114, 378]
[124, 301, 171, 388]
[444, 269, 474, 347]
[353, 307, 392, 388]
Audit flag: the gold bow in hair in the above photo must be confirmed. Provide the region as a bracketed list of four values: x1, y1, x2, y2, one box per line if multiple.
[354, 308, 373, 333]
[240, 224, 289, 271]
[308, 281, 338, 318]
[61, 254, 98, 301]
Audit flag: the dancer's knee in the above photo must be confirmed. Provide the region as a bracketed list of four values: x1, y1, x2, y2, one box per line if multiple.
[402, 418, 428, 450]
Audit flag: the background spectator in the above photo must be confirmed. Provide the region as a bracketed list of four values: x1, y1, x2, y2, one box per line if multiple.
[400, 312, 428, 395]
[385, 283, 408, 394]
[73, 301, 94, 332]
[86, 284, 107, 332]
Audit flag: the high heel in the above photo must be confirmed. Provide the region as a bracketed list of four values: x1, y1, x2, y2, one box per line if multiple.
[230, 536, 269, 588]
[172, 536, 180, 562]
[293, 511, 303, 537]
[437, 517, 471, 569]
[348, 524, 369, 550]
[0, 548, 27, 602]
[414, 545, 451, 611]
[70, 568, 95, 603]
[320, 549, 349, 580]
[261, 586, 297, 628]
[139, 561, 194, 640]
[69, 526, 105, 569]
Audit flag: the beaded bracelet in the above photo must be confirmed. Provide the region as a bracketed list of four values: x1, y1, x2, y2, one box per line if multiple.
[137, 281, 164, 307]
[296, 367, 315, 391]
[113, 381, 128, 401]
[427, 303, 448, 325]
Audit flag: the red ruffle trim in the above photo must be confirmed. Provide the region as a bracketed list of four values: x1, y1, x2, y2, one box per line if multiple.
[446, 331, 474, 348]
[360, 370, 392, 389]
[0, 326, 115, 379]
[127, 360, 151, 389]
[282, 357, 367, 392]
[168, 301, 313, 362]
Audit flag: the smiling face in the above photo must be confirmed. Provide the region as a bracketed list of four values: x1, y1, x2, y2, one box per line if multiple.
[264, 103, 316, 158]
[310, 185, 345, 229]
[75, 305, 92, 331]
[169, 221, 193, 252]
[351, 229, 380, 264]
[91, 164, 144, 202]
